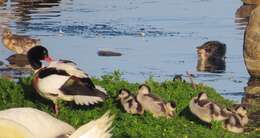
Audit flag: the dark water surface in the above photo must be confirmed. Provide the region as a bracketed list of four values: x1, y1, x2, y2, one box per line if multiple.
[0, 0, 254, 102]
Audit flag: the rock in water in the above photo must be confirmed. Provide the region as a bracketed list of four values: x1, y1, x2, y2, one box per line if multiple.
[244, 6, 260, 78]
[242, 0, 260, 5]
[97, 50, 122, 56]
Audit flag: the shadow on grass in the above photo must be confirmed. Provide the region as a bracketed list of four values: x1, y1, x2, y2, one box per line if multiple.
[179, 106, 212, 128]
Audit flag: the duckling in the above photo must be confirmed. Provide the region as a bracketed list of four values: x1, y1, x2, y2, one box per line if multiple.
[221, 105, 249, 133]
[223, 112, 245, 133]
[233, 105, 249, 126]
[197, 41, 226, 61]
[0, 108, 114, 138]
[2, 28, 40, 54]
[189, 92, 229, 123]
[117, 89, 144, 115]
[136, 84, 176, 118]
[27, 46, 107, 115]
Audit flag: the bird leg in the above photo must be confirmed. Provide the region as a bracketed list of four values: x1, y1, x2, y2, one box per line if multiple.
[53, 101, 59, 117]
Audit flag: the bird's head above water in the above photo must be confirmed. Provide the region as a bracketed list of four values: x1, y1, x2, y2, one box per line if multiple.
[2, 28, 12, 38]
[27, 45, 53, 70]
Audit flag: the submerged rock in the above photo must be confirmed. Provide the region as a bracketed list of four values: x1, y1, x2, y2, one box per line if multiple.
[243, 6, 260, 78]
[242, 0, 260, 5]
[97, 50, 122, 57]
[196, 41, 226, 73]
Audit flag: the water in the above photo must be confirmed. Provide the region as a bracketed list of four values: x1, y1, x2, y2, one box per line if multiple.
[0, 0, 254, 102]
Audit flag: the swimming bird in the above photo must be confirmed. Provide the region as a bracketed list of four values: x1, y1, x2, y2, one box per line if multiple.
[117, 88, 144, 115]
[2, 28, 40, 54]
[0, 108, 114, 138]
[189, 92, 230, 123]
[27, 46, 108, 115]
[136, 84, 176, 118]
[197, 41, 226, 61]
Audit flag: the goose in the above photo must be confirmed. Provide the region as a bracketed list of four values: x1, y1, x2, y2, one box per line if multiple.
[117, 88, 144, 115]
[2, 28, 40, 54]
[0, 107, 114, 138]
[136, 84, 176, 118]
[27, 46, 108, 115]
[189, 92, 230, 123]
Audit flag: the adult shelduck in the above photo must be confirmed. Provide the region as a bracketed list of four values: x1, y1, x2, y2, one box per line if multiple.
[27, 46, 108, 115]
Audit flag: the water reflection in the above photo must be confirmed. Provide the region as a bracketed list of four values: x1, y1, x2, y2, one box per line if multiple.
[235, 4, 257, 30]
[243, 78, 260, 131]
[6, 54, 32, 70]
[197, 59, 226, 73]
[11, 0, 61, 32]
[196, 41, 226, 73]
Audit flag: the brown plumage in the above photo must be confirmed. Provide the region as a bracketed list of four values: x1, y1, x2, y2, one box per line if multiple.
[189, 92, 230, 123]
[117, 89, 144, 115]
[197, 41, 226, 61]
[136, 84, 176, 118]
[2, 29, 40, 54]
[223, 105, 248, 133]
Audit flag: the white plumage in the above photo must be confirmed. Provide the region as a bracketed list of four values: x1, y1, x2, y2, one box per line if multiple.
[0, 108, 114, 138]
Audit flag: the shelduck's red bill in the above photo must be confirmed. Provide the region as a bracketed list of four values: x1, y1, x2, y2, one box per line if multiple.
[44, 56, 52, 64]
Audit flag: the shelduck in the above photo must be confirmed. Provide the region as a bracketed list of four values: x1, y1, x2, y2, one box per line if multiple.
[27, 46, 108, 115]
[0, 108, 114, 138]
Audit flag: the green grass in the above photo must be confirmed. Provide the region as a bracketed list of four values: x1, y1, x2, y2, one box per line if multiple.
[0, 71, 259, 138]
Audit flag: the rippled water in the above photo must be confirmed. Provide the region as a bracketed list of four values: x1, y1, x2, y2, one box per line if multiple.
[0, 0, 255, 102]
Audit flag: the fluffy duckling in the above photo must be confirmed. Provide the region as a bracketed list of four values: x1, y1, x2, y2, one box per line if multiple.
[117, 89, 144, 115]
[222, 105, 248, 133]
[27, 46, 107, 115]
[0, 108, 114, 138]
[136, 84, 176, 118]
[2, 28, 40, 54]
[197, 41, 226, 61]
[233, 105, 249, 126]
[189, 92, 229, 123]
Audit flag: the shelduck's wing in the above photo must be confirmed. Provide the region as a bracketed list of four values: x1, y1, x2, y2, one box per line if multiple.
[60, 76, 107, 105]
[69, 111, 114, 138]
[48, 61, 88, 78]
[58, 60, 77, 66]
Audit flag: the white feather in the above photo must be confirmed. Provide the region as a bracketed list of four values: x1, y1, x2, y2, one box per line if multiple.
[48, 61, 88, 78]
[70, 112, 114, 138]
[37, 74, 69, 95]
[95, 85, 107, 94]
[0, 108, 75, 138]
[74, 96, 103, 105]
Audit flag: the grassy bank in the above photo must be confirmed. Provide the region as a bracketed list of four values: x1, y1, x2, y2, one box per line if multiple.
[0, 71, 259, 138]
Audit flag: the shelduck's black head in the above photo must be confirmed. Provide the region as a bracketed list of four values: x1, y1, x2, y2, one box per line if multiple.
[27, 45, 52, 70]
